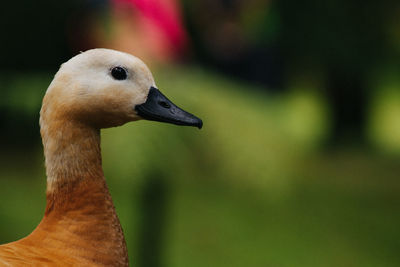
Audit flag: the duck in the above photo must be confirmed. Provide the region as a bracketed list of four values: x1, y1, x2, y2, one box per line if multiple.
[0, 48, 202, 266]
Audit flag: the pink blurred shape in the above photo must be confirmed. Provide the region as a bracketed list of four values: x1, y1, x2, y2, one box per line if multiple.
[113, 0, 188, 55]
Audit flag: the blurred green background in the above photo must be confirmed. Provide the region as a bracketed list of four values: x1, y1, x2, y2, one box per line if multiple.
[1, 0, 400, 266]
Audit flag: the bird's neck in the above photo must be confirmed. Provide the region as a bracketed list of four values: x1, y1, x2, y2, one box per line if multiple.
[41, 116, 103, 191]
[36, 116, 129, 265]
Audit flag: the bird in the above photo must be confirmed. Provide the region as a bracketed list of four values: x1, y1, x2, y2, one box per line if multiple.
[0, 48, 202, 266]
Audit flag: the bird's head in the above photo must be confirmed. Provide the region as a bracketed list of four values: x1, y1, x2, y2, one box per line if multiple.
[41, 48, 202, 129]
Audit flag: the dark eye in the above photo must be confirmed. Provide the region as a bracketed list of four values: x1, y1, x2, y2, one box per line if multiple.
[111, 66, 127, 80]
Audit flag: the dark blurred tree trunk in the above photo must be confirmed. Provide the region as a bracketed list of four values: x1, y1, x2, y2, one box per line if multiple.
[136, 170, 169, 267]
[326, 69, 367, 145]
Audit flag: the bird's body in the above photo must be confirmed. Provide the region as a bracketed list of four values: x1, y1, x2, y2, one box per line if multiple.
[0, 49, 202, 266]
[0, 177, 128, 266]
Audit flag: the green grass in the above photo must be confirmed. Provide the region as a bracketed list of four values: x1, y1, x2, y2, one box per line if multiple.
[0, 66, 399, 266]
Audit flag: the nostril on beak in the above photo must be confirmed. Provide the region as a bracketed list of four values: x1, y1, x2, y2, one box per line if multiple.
[158, 101, 170, 109]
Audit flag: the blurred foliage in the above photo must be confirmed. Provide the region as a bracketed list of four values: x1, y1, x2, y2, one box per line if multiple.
[0, 73, 50, 147]
[0, 67, 399, 266]
[273, 0, 400, 143]
[182, 0, 400, 143]
[368, 67, 400, 153]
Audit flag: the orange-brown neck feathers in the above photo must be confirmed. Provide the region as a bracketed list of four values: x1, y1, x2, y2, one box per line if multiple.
[37, 88, 129, 266]
[40, 89, 103, 192]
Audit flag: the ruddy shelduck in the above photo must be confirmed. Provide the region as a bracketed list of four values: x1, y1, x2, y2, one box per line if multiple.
[0, 48, 202, 266]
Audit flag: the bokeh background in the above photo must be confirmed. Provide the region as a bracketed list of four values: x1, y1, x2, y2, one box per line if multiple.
[1, 0, 400, 266]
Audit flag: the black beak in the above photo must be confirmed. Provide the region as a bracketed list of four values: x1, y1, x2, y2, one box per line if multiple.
[135, 87, 203, 129]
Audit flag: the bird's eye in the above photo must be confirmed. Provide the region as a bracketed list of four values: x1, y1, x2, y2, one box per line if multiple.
[111, 66, 127, 80]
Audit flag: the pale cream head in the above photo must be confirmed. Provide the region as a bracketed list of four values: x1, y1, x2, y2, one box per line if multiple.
[41, 48, 156, 128]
